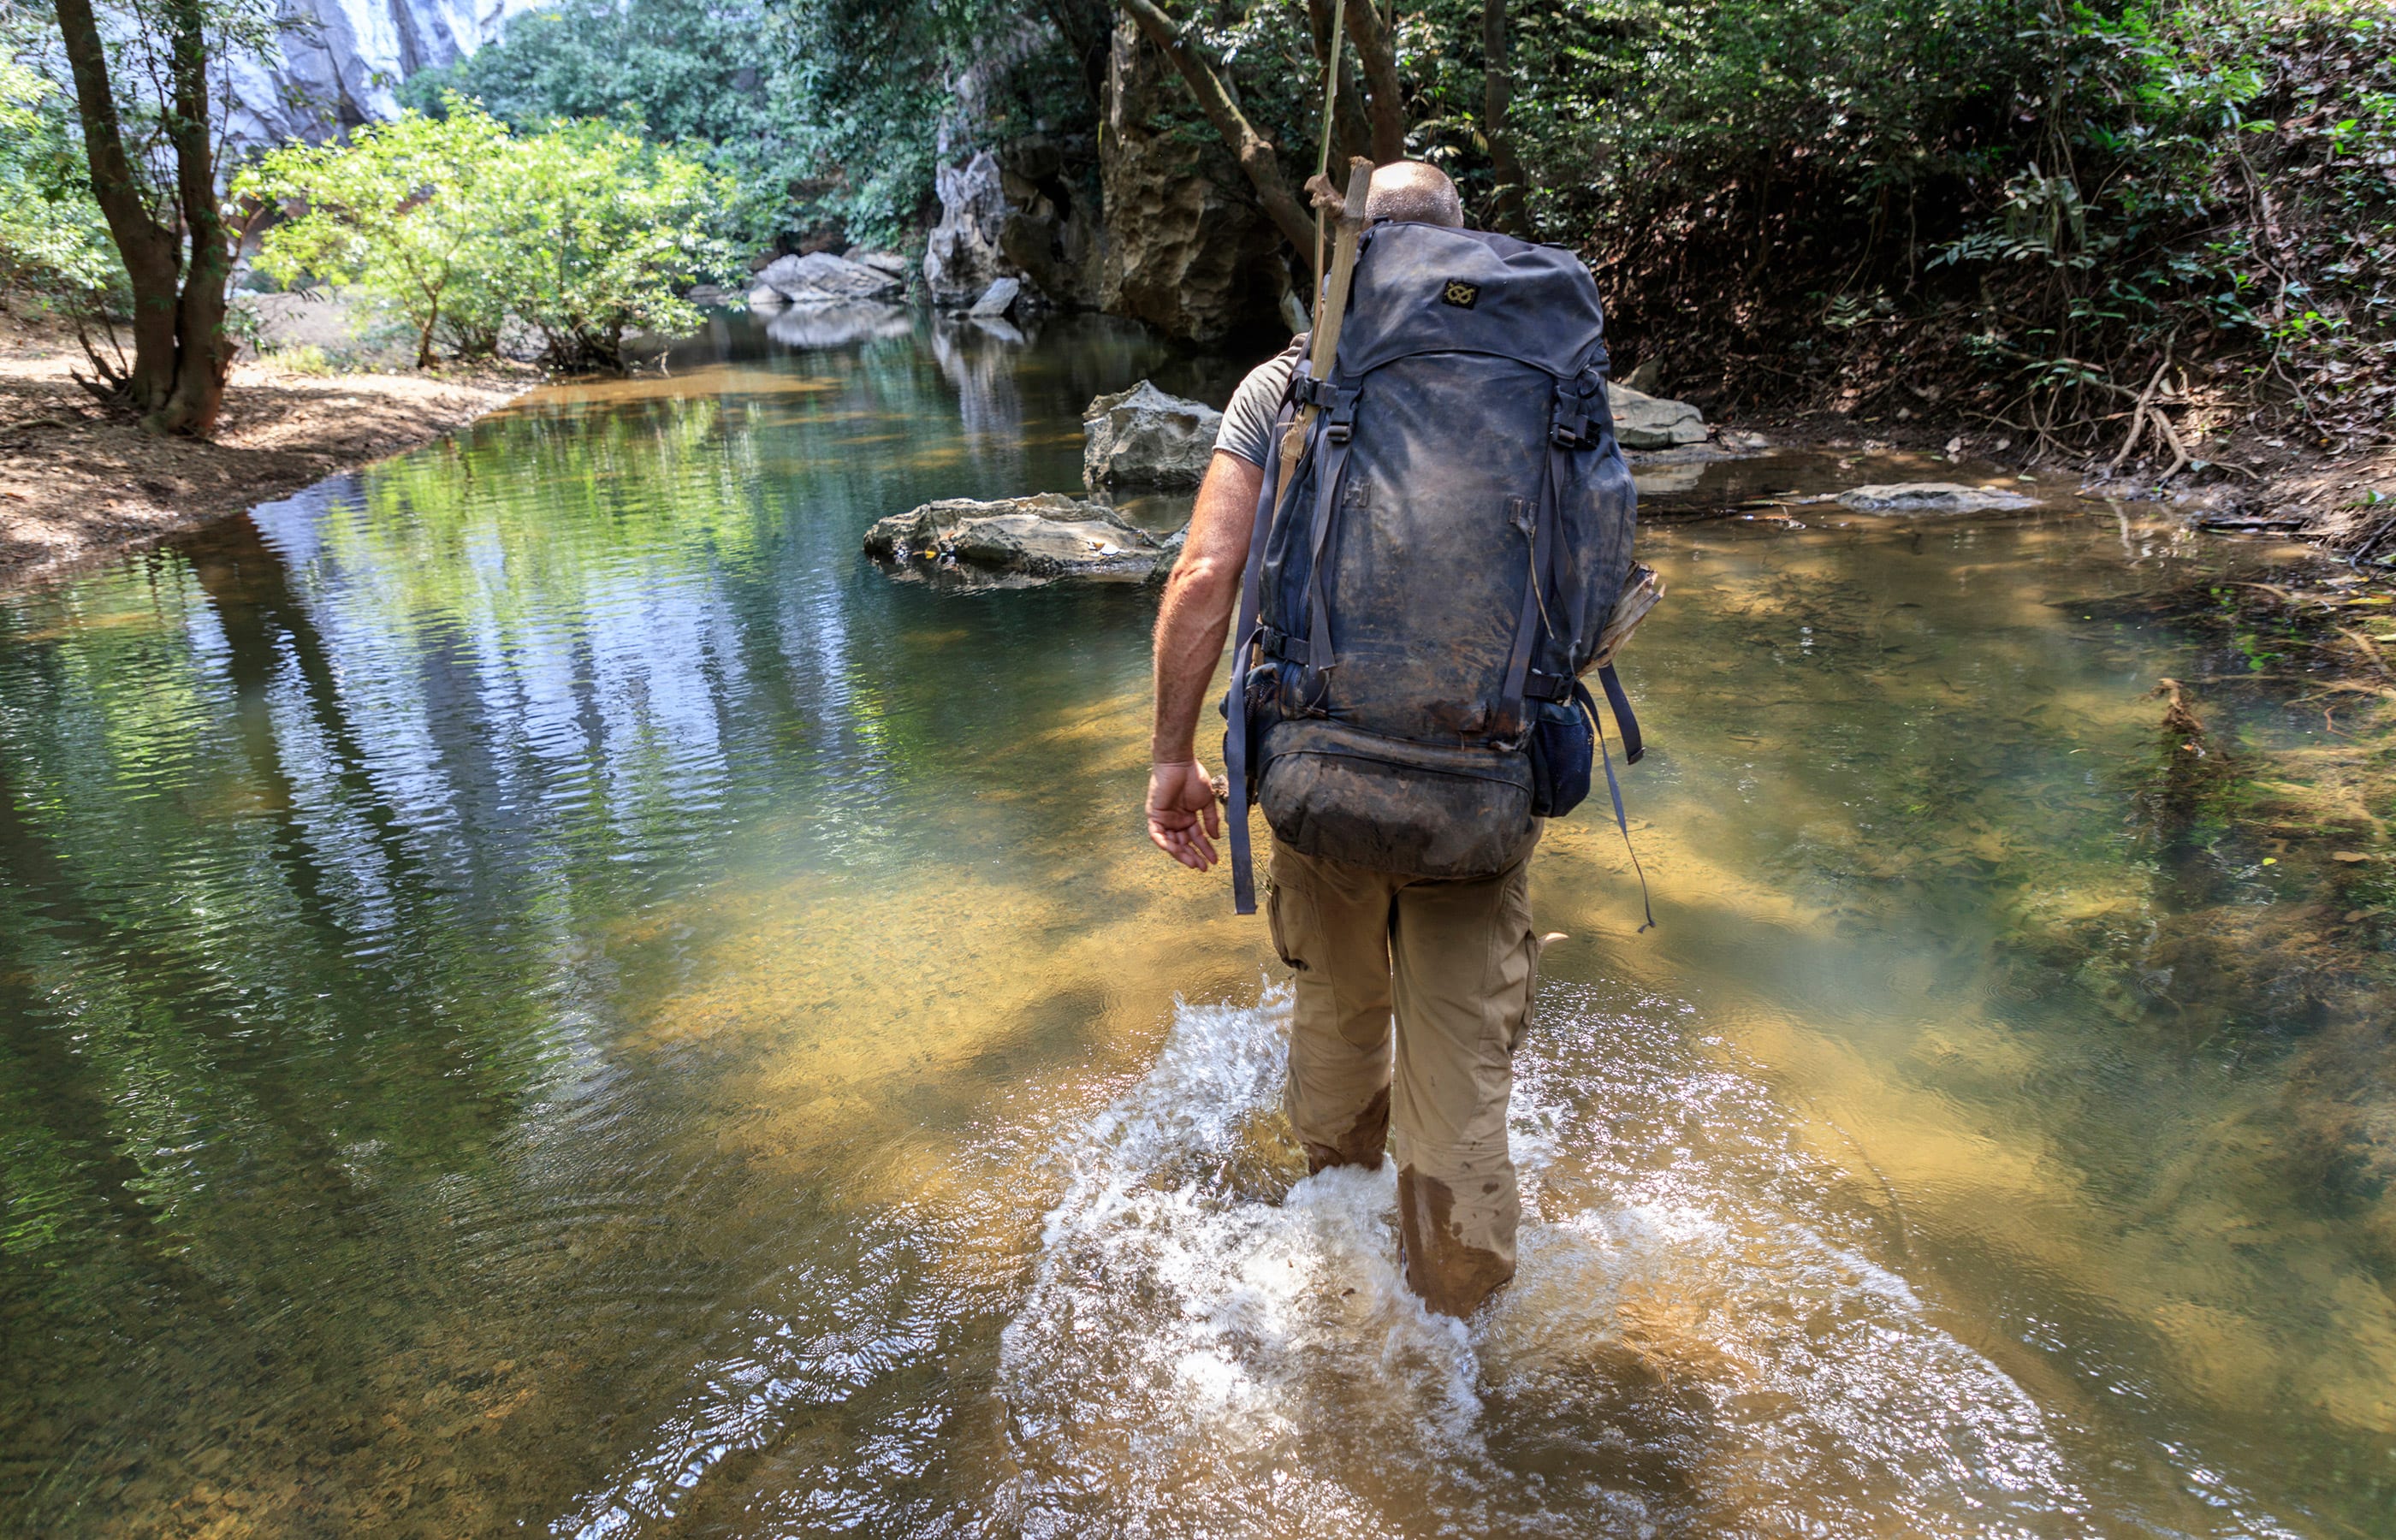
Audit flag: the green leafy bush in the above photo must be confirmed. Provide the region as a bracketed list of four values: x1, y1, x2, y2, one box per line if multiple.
[0, 57, 119, 311]
[239, 99, 731, 372]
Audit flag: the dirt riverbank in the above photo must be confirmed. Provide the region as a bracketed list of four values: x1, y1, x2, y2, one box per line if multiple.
[0, 312, 535, 586]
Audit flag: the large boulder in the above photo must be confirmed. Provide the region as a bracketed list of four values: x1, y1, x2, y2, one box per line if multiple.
[1607, 383, 1708, 449]
[752, 252, 904, 306]
[1096, 16, 1293, 342]
[863, 494, 1172, 584]
[923, 152, 1015, 306]
[844, 247, 910, 278]
[1082, 382, 1221, 489]
[923, 143, 1105, 311]
[1835, 483, 2037, 512]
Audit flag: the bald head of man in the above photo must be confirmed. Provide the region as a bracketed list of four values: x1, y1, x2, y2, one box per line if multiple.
[1363, 161, 1465, 228]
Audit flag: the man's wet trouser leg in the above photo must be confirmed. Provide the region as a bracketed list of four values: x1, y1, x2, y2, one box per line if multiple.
[1267, 841, 1539, 1318]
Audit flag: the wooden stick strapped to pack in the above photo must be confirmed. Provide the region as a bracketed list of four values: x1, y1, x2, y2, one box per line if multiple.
[1277, 156, 1376, 512]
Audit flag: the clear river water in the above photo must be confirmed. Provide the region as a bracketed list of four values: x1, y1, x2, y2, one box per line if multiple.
[1, 308, 2390, 1538]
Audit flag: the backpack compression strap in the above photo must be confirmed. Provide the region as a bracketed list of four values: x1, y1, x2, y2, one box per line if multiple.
[1223, 396, 1296, 916]
[1596, 662, 1643, 763]
[1587, 675, 1656, 933]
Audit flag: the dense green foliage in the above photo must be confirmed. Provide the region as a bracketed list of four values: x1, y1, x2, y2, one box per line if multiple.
[398, 0, 1041, 251]
[418, 0, 2392, 438]
[1488, 0, 2396, 439]
[0, 57, 116, 309]
[7, 0, 2390, 435]
[239, 100, 731, 370]
[1118, 0, 2393, 440]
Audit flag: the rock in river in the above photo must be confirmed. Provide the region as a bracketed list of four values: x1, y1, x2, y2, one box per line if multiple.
[751, 252, 904, 306]
[1836, 483, 2037, 512]
[969, 276, 1023, 318]
[1083, 382, 1221, 489]
[844, 247, 910, 279]
[1606, 383, 1709, 449]
[864, 495, 1173, 585]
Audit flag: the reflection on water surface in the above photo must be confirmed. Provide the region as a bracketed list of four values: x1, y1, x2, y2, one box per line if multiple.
[0, 309, 2389, 1537]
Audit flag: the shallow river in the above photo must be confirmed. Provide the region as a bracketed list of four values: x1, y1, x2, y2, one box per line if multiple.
[2, 310, 2390, 1538]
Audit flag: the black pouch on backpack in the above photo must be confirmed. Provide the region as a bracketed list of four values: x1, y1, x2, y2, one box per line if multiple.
[1527, 685, 1596, 818]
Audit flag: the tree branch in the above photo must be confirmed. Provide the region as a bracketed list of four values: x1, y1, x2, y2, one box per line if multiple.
[1118, 0, 1314, 253]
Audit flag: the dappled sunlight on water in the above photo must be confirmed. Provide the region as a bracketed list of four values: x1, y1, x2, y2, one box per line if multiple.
[2, 309, 2391, 1537]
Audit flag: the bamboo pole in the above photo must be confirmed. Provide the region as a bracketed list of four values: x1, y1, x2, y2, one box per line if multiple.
[1277, 156, 1375, 508]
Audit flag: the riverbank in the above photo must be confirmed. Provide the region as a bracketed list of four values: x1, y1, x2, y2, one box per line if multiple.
[0, 312, 536, 585]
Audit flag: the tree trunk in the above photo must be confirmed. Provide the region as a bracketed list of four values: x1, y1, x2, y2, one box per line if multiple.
[159, 0, 230, 435]
[1118, 0, 1314, 254]
[51, 0, 180, 416]
[50, 0, 232, 435]
[1343, 0, 1405, 164]
[1482, 0, 1529, 234]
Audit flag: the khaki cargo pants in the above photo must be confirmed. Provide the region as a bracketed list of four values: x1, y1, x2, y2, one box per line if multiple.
[1266, 838, 1539, 1318]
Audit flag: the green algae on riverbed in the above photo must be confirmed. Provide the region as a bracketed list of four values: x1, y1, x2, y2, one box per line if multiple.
[1, 309, 2392, 1537]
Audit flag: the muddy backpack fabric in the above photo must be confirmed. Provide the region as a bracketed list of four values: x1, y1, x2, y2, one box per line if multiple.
[1223, 220, 1641, 915]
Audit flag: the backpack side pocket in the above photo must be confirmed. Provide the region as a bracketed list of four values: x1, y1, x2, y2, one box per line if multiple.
[1527, 689, 1595, 818]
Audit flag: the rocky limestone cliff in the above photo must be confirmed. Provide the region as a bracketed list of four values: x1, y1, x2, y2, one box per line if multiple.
[221, 0, 542, 151]
[922, 139, 1104, 311]
[1095, 18, 1291, 343]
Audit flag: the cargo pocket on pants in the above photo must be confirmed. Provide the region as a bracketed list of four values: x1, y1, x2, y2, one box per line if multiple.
[1266, 880, 1308, 972]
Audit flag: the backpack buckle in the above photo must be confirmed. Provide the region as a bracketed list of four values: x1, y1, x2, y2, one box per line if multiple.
[1325, 392, 1357, 446]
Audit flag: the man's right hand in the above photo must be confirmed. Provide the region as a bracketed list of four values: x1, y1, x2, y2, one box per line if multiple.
[1147, 760, 1223, 871]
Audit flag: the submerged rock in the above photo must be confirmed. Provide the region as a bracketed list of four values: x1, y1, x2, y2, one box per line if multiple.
[864, 494, 1171, 584]
[752, 252, 904, 306]
[1836, 482, 2037, 512]
[1082, 382, 1221, 489]
[1607, 383, 1709, 449]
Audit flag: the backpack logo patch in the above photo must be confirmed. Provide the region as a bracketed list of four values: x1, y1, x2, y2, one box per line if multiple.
[1440, 279, 1480, 309]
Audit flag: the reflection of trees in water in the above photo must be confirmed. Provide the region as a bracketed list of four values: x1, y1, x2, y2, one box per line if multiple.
[0, 395, 910, 1531]
[0, 324, 1183, 1533]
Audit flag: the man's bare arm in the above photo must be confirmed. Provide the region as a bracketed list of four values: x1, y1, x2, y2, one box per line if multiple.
[1146, 449, 1265, 871]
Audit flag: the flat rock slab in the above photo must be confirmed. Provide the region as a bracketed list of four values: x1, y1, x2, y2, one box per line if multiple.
[1084, 381, 1221, 489]
[969, 276, 1023, 317]
[1835, 482, 2037, 512]
[865, 494, 1173, 586]
[1608, 383, 1708, 449]
[845, 247, 910, 278]
[753, 252, 905, 306]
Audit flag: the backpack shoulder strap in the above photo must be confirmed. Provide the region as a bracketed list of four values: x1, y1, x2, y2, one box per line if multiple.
[1223, 389, 1299, 915]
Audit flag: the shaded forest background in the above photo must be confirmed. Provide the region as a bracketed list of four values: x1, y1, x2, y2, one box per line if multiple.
[403, 0, 2396, 456]
[3, 0, 2393, 458]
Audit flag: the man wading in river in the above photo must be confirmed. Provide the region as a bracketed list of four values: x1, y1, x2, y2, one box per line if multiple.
[1145, 161, 1645, 1318]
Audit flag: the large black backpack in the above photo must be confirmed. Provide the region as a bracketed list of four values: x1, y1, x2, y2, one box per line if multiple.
[1223, 220, 1642, 914]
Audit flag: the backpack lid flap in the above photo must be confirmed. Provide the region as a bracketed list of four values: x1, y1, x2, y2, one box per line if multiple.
[1334, 223, 1609, 382]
